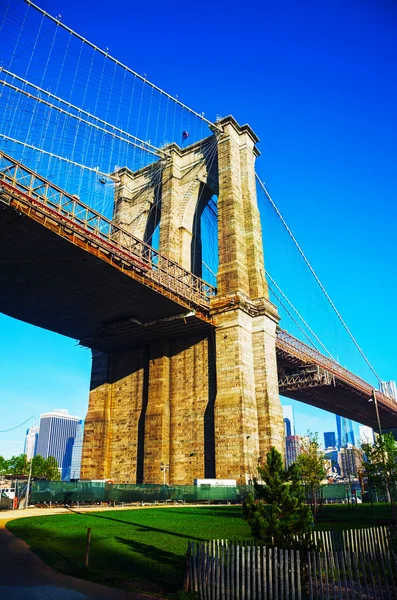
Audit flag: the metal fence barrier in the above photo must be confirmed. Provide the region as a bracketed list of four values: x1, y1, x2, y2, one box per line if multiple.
[28, 481, 251, 505]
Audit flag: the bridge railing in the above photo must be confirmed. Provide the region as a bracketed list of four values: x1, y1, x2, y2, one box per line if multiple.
[276, 329, 395, 409]
[0, 151, 216, 310]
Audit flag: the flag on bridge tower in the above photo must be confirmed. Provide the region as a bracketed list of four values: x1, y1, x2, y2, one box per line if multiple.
[182, 130, 189, 145]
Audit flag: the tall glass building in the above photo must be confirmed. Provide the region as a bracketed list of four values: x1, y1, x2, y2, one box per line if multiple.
[336, 415, 355, 449]
[24, 426, 39, 459]
[36, 409, 80, 480]
[324, 431, 336, 449]
[69, 420, 84, 481]
[282, 405, 295, 437]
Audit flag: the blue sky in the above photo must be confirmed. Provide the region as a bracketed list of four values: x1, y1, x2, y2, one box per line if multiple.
[1, 0, 396, 457]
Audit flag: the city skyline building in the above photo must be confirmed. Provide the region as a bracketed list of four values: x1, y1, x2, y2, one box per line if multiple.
[380, 381, 397, 401]
[338, 445, 361, 478]
[359, 425, 374, 446]
[24, 425, 39, 460]
[69, 420, 84, 481]
[336, 415, 355, 449]
[36, 409, 80, 480]
[324, 448, 340, 476]
[283, 405, 295, 438]
[285, 435, 301, 468]
[324, 431, 336, 448]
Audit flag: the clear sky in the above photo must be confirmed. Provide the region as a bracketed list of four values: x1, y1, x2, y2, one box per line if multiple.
[1, 0, 396, 457]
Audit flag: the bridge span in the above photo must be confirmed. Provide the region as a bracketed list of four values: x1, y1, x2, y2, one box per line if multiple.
[1, 150, 394, 433]
[0, 129, 394, 485]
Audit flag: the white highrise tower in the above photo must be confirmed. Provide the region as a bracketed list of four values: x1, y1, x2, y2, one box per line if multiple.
[24, 426, 39, 460]
[359, 425, 374, 446]
[380, 381, 397, 401]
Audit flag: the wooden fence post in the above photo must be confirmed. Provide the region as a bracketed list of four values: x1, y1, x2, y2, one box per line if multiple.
[85, 527, 91, 568]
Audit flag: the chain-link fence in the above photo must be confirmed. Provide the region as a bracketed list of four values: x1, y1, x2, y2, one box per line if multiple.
[29, 481, 251, 505]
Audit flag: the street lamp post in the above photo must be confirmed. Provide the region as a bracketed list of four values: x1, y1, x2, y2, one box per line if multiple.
[372, 389, 382, 437]
[25, 415, 36, 510]
[161, 462, 169, 486]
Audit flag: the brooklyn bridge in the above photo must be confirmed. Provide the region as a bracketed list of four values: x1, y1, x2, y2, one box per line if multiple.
[0, 0, 395, 485]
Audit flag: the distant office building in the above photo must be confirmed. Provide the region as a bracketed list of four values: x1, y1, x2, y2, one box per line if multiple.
[282, 405, 295, 437]
[380, 381, 397, 401]
[37, 409, 80, 480]
[324, 431, 336, 448]
[325, 449, 340, 476]
[336, 415, 355, 448]
[285, 435, 301, 468]
[338, 445, 361, 478]
[359, 425, 374, 446]
[69, 420, 84, 481]
[24, 426, 39, 460]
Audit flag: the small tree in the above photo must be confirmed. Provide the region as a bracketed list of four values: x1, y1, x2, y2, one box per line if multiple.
[7, 454, 30, 477]
[296, 433, 326, 520]
[0, 455, 8, 475]
[363, 432, 397, 523]
[31, 455, 46, 478]
[43, 456, 61, 481]
[243, 447, 313, 549]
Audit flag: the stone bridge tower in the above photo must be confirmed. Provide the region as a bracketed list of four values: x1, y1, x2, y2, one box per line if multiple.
[81, 116, 284, 485]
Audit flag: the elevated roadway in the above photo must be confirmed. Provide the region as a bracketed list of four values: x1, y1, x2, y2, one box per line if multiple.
[0, 152, 395, 431]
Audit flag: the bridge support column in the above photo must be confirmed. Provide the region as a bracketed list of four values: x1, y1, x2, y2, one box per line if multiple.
[81, 352, 112, 480]
[82, 336, 215, 485]
[211, 116, 284, 482]
[112, 164, 160, 245]
[143, 342, 171, 483]
[252, 309, 285, 459]
[81, 115, 283, 486]
[82, 349, 147, 482]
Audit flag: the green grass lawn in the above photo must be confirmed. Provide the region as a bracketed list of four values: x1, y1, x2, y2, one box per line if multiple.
[6, 503, 393, 597]
[7, 506, 252, 597]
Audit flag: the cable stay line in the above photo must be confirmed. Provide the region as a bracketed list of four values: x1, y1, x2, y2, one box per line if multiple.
[0, 414, 35, 432]
[267, 282, 320, 351]
[23, 0, 221, 131]
[0, 77, 164, 159]
[266, 271, 335, 359]
[0, 132, 118, 178]
[1, 68, 167, 157]
[256, 172, 383, 385]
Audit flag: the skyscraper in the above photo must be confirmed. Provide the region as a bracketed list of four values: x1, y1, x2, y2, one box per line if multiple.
[324, 431, 336, 448]
[380, 381, 397, 401]
[285, 435, 301, 468]
[24, 426, 39, 460]
[69, 420, 84, 481]
[282, 405, 295, 437]
[359, 425, 374, 446]
[336, 415, 355, 449]
[36, 409, 80, 480]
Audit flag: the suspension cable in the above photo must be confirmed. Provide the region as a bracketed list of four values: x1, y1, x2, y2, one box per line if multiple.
[1, 69, 166, 157]
[266, 271, 334, 359]
[256, 173, 382, 384]
[0, 133, 118, 178]
[0, 77, 164, 158]
[24, 0, 221, 131]
[0, 414, 35, 432]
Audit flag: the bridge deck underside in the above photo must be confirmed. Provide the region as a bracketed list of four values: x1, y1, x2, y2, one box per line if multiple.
[0, 203, 212, 353]
[277, 354, 397, 430]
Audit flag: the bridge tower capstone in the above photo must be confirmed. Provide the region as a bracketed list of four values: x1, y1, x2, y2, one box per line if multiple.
[81, 116, 284, 485]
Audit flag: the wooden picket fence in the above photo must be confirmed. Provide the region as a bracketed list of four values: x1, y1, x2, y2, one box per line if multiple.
[312, 525, 397, 554]
[185, 526, 397, 599]
[308, 549, 397, 599]
[185, 540, 301, 600]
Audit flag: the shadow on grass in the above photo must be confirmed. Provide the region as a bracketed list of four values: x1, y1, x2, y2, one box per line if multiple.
[67, 508, 208, 542]
[115, 535, 184, 568]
